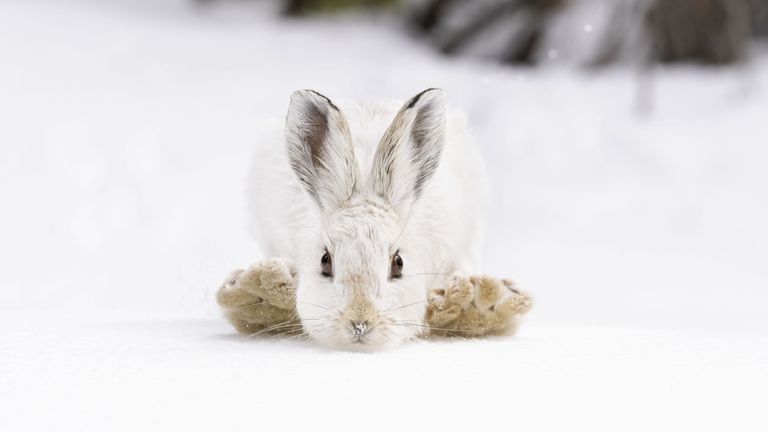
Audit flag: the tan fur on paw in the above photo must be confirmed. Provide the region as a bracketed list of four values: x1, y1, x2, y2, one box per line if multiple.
[469, 275, 506, 311]
[426, 274, 533, 338]
[426, 272, 473, 327]
[216, 259, 300, 335]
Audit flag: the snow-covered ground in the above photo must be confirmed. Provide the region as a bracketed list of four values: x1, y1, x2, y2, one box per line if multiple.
[1, 1, 766, 430]
[2, 311, 765, 431]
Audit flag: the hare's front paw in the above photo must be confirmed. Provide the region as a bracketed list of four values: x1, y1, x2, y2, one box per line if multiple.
[426, 273, 532, 337]
[216, 258, 300, 335]
[426, 273, 473, 328]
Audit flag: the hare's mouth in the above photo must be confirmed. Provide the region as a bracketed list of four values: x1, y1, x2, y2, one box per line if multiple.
[344, 319, 382, 349]
[314, 320, 395, 351]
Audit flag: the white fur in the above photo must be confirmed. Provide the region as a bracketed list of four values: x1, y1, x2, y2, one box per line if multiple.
[248, 89, 488, 350]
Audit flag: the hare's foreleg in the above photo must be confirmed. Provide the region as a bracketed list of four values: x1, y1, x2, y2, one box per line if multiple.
[426, 273, 533, 338]
[216, 258, 301, 335]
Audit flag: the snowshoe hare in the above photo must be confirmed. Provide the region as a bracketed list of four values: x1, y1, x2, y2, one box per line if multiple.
[217, 89, 532, 350]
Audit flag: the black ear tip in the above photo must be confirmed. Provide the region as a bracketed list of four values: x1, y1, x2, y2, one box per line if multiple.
[290, 88, 311, 100]
[291, 89, 339, 111]
[407, 88, 445, 109]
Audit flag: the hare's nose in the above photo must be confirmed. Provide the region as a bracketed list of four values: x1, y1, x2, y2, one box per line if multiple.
[351, 321, 369, 338]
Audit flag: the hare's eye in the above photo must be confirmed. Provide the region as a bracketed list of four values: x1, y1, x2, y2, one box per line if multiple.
[320, 251, 333, 278]
[390, 252, 403, 279]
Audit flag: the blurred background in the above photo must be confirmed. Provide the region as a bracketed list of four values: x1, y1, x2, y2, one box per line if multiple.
[1, 0, 767, 333]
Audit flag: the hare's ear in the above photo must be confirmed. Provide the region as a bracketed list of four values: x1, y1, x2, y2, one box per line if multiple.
[369, 88, 446, 216]
[285, 90, 359, 212]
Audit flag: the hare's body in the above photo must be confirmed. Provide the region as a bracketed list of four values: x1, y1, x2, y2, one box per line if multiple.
[241, 90, 491, 350]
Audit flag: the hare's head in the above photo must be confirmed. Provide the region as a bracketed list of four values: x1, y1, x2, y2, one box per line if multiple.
[284, 89, 446, 350]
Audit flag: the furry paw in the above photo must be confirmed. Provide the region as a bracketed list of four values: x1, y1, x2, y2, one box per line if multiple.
[426, 273, 533, 337]
[216, 258, 300, 335]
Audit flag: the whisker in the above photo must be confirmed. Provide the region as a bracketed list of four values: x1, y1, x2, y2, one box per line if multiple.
[385, 299, 429, 312]
[264, 327, 306, 340]
[248, 320, 303, 337]
[392, 322, 478, 335]
[233, 301, 277, 311]
[246, 325, 303, 339]
[392, 209, 414, 250]
[308, 325, 334, 337]
[296, 301, 329, 311]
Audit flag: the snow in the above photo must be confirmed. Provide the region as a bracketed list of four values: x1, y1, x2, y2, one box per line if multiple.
[1, 1, 767, 430]
[2, 311, 766, 431]
[0, 315, 768, 431]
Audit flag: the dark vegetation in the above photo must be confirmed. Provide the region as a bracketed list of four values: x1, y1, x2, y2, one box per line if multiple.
[205, 0, 768, 66]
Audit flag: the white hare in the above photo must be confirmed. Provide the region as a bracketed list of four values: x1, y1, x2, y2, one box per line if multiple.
[218, 89, 531, 350]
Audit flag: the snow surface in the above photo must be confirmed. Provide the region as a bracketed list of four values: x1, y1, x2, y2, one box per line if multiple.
[2, 311, 766, 431]
[1, 1, 767, 430]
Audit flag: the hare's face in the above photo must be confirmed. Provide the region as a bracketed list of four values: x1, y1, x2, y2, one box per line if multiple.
[296, 197, 427, 350]
[284, 88, 445, 349]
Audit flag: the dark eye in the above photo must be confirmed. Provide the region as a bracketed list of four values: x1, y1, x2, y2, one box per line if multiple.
[321, 251, 333, 278]
[390, 252, 403, 279]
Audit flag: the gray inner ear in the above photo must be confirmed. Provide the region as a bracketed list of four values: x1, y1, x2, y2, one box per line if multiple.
[305, 102, 330, 172]
[287, 100, 331, 207]
[408, 98, 444, 198]
[287, 90, 358, 212]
